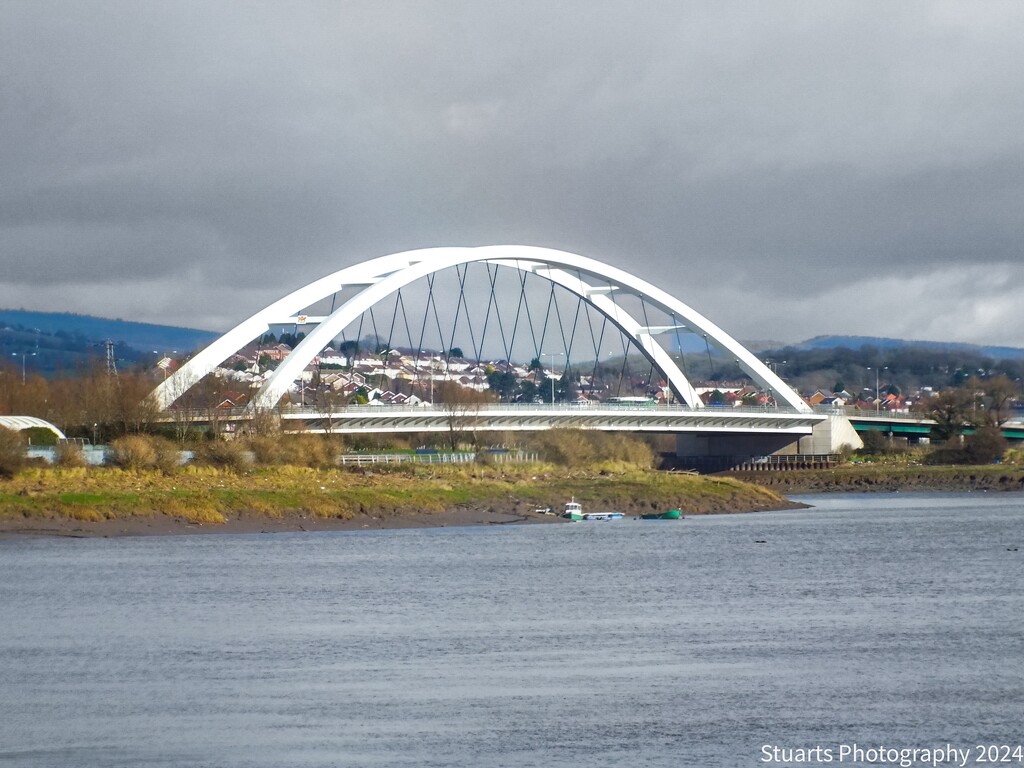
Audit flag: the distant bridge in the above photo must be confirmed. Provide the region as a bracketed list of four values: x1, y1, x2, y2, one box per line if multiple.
[154, 246, 861, 457]
[154, 246, 808, 412]
[848, 412, 1024, 441]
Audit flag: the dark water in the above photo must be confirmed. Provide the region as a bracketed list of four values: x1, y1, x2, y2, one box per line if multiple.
[1, 493, 1022, 767]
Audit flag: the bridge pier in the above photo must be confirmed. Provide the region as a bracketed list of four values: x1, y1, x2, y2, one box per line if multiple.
[674, 413, 862, 471]
[675, 432, 797, 459]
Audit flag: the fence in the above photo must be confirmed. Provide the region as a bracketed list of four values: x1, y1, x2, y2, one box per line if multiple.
[337, 450, 539, 466]
[672, 454, 840, 473]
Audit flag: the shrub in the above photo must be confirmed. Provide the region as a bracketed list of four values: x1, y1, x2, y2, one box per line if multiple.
[963, 427, 1009, 464]
[0, 426, 27, 478]
[109, 435, 181, 473]
[925, 427, 1008, 465]
[54, 441, 88, 468]
[278, 435, 341, 468]
[243, 434, 345, 468]
[193, 439, 251, 472]
[244, 435, 286, 466]
[109, 435, 156, 471]
[857, 430, 891, 455]
[531, 429, 596, 467]
[527, 429, 653, 469]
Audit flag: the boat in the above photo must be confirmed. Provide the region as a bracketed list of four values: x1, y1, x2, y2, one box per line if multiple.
[581, 511, 625, 521]
[640, 509, 683, 520]
[562, 499, 584, 521]
[562, 499, 624, 521]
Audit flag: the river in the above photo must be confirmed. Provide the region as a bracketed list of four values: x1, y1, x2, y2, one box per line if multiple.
[1, 493, 1022, 767]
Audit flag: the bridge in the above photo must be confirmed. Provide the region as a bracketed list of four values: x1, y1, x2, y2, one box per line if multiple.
[154, 246, 860, 458]
[272, 402, 823, 436]
[848, 411, 1024, 442]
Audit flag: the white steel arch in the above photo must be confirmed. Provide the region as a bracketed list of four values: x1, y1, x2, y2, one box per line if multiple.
[153, 246, 809, 413]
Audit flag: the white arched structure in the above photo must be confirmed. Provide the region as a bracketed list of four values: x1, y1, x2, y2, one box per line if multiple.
[154, 246, 809, 413]
[0, 416, 67, 440]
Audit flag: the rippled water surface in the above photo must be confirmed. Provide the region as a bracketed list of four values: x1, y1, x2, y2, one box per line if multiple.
[2, 493, 1022, 767]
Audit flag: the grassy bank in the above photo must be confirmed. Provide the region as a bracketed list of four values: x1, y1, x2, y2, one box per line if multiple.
[0, 462, 796, 532]
[724, 463, 1024, 493]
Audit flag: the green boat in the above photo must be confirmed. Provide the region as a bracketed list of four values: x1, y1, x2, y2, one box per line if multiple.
[562, 499, 584, 521]
[640, 509, 683, 520]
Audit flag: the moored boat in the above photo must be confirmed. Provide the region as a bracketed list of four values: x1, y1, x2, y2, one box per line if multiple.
[562, 499, 584, 521]
[561, 500, 624, 521]
[640, 509, 683, 520]
[581, 511, 625, 521]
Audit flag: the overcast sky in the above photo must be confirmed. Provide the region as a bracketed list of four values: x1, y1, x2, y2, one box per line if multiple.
[1, 1, 1022, 348]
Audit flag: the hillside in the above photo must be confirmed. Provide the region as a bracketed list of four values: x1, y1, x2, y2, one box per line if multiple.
[0, 309, 218, 376]
[3, 307, 1023, 394]
[755, 337, 1024, 397]
[794, 335, 1024, 361]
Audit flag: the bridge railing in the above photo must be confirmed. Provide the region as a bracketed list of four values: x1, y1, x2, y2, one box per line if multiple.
[167, 401, 829, 423]
[812, 405, 930, 421]
[274, 402, 816, 417]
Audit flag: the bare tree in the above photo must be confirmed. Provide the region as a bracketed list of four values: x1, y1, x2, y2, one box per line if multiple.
[243, 405, 281, 438]
[159, 371, 207, 443]
[433, 381, 492, 450]
[111, 372, 162, 435]
[313, 384, 343, 435]
[979, 374, 1018, 427]
[914, 387, 974, 441]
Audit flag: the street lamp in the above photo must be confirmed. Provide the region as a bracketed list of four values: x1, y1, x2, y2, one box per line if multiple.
[12, 351, 35, 384]
[867, 366, 888, 413]
[543, 351, 564, 403]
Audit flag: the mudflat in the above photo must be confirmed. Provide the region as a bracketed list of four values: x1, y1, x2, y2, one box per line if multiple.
[0, 504, 565, 539]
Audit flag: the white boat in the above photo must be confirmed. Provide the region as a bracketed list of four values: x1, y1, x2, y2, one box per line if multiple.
[562, 499, 583, 521]
[581, 511, 624, 521]
[561, 499, 624, 521]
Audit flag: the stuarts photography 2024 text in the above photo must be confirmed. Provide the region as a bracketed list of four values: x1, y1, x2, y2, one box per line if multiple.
[761, 743, 1024, 767]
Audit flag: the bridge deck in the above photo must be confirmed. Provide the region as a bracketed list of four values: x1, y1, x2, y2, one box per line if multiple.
[270, 403, 827, 435]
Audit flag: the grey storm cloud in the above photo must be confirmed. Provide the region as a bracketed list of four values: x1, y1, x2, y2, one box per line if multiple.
[1, 1, 1022, 346]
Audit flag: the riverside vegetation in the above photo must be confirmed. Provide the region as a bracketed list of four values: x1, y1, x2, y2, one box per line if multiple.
[726, 431, 1024, 493]
[0, 428, 796, 533]
[3, 421, 1020, 535]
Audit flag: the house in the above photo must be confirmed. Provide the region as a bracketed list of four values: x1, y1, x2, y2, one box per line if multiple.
[317, 348, 348, 366]
[261, 344, 293, 362]
[806, 390, 832, 406]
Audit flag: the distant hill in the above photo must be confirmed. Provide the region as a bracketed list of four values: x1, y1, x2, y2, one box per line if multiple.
[793, 335, 1024, 361]
[4, 307, 1023, 388]
[0, 309, 219, 376]
[0, 310, 218, 354]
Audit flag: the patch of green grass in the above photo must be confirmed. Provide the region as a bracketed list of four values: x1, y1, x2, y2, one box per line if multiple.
[58, 493, 111, 506]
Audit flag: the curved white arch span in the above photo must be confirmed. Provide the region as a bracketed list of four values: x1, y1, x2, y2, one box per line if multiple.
[154, 246, 809, 413]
